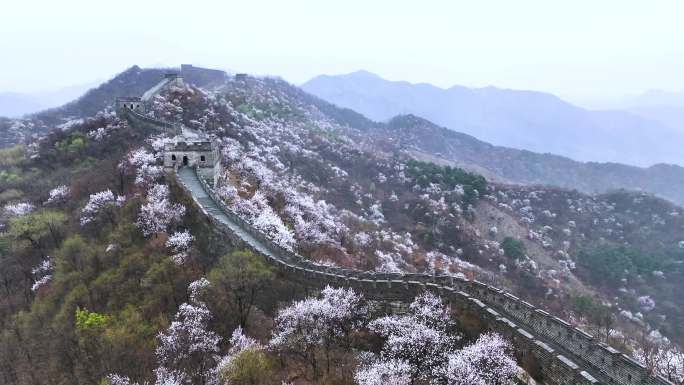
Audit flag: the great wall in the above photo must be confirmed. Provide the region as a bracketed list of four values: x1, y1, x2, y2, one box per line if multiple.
[117, 73, 675, 385]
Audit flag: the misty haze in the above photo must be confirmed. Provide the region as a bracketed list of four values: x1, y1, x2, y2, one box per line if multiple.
[1, 2, 683, 385]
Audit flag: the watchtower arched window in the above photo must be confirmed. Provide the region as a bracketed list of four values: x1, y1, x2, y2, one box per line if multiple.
[200, 155, 206, 162]
[171, 155, 176, 161]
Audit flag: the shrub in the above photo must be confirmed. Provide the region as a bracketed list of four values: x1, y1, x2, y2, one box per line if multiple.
[501, 237, 526, 259]
[404, 160, 487, 207]
[75, 308, 111, 331]
[219, 348, 272, 385]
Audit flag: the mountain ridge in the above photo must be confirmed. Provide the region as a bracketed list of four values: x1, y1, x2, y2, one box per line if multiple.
[376, 113, 684, 205]
[302, 70, 684, 167]
[4, 65, 684, 206]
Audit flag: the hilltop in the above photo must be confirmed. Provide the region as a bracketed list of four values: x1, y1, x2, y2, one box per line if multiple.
[0, 64, 226, 148]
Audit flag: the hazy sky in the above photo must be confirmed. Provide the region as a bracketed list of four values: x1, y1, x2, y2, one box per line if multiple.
[2, 0, 683, 105]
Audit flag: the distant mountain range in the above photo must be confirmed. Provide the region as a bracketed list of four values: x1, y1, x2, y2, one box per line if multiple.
[626, 105, 684, 133]
[302, 70, 684, 167]
[0, 82, 99, 117]
[625, 89, 684, 108]
[0, 93, 46, 117]
[614, 90, 684, 134]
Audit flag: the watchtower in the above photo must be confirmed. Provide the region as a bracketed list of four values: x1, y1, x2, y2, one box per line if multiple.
[164, 73, 184, 87]
[116, 96, 144, 113]
[163, 134, 221, 185]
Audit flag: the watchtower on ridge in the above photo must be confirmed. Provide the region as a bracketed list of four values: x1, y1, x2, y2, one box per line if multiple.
[116, 96, 144, 113]
[118, 71, 220, 182]
[163, 133, 221, 185]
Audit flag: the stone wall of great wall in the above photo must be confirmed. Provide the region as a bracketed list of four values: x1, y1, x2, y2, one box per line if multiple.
[120, 78, 676, 385]
[122, 109, 182, 136]
[181, 168, 672, 385]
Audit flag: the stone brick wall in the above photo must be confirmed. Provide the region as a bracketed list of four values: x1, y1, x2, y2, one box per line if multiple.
[121, 109, 181, 136]
[177, 168, 674, 385]
[180, 64, 226, 86]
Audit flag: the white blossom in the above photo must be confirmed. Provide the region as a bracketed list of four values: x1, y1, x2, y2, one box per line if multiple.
[156, 302, 220, 363]
[108, 281, 218, 385]
[367, 292, 456, 382]
[153, 367, 186, 385]
[149, 135, 175, 154]
[369, 203, 385, 223]
[87, 126, 110, 141]
[105, 374, 140, 385]
[638, 296, 656, 312]
[45, 185, 70, 206]
[57, 118, 84, 131]
[438, 332, 518, 385]
[375, 250, 403, 273]
[154, 282, 220, 385]
[80, 190, 124, 226]
[270, 286, 366, 355]
[166, 230, 194, 265]
[121, 148, 163, 186]
[354, 232, 372, 246]
[137, 184, 185, 236]
[31, 257, 53, 292]
[3, 202, 34, 217]
[355, 358, 411, 385]
[188, 278, 210, 303]
[251, 203, 296, 250]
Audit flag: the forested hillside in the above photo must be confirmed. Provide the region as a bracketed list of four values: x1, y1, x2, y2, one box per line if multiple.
[160, 73, 684, 353]
[0, 67, 682, 384]
[377, 114, 684, 206]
